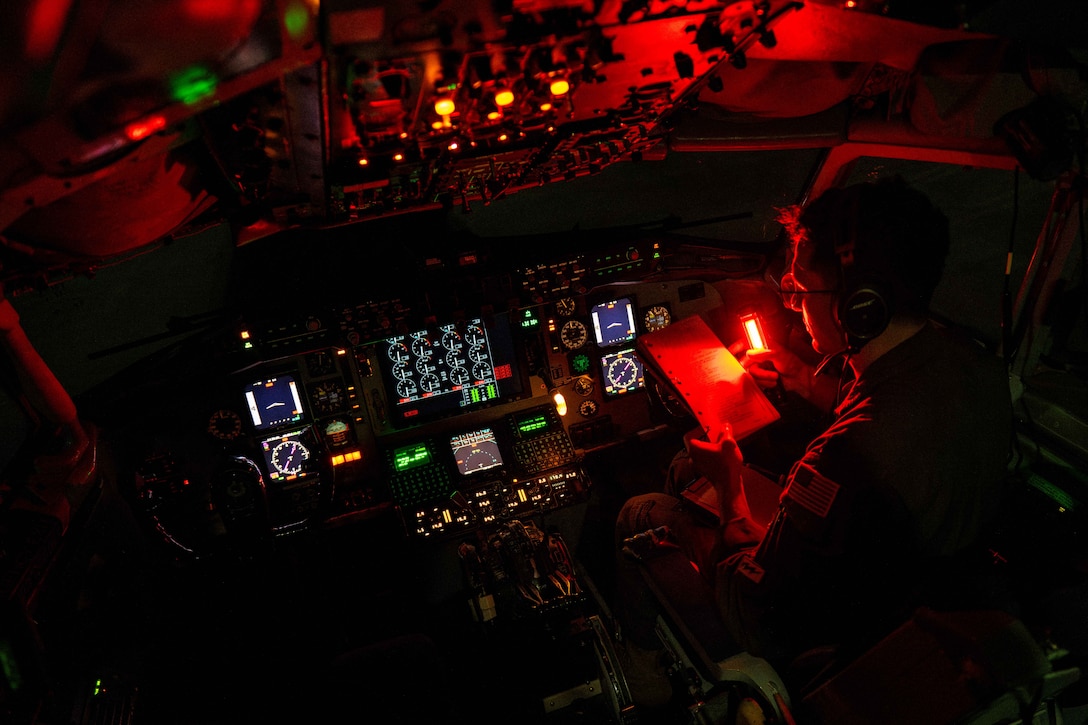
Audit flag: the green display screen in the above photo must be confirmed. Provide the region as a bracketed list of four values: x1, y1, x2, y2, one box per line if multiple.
[517, 414, 549, 434]
[393, 443, 431, 472]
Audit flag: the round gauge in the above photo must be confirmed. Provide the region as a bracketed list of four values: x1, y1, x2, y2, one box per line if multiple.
[472, 361, 492, 380]
[561, 319, 588, 350]
[449, 366, 470, 385]
[207, 409, 242, 441]
[419, 373, 441, 392]
[387, 341, 410, 362]
[271, 440, 309, 475]
[306, 350, 336, 377]
[324, 419, 351, 448]
[396, 379, 418, 399]
[410, 336, 431, 357]
[391, 362, 410, 380]
[415, 356, 435, 374]
[606, 354, 641, 390]
[309, 380, 345, 415]
[579, 399, 599, 417]
[465, 324, 486, 346]
[467, 345, 488, 363]
[643, 305, 672, 332]
[441, 329, 462, 350]
[556, 297, 577, 317]
[572, 376, 595, 396]
[445, 351, 465, 368]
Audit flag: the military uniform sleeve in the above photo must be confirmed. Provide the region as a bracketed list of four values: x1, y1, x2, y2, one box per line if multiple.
[710, 436, 915, 660]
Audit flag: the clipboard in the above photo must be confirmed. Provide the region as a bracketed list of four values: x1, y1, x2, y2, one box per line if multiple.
[636, 313, 780, 441]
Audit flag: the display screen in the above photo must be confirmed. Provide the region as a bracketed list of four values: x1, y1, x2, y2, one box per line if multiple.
[599, 348, 645, 397]
[393, 443, 433, 472]
[591, 297, 637, 347]
[259, 427, 314, 481]
[245, 375, 305, 430]
[450, 428, 504, 475]
[377, 314, 525, 427]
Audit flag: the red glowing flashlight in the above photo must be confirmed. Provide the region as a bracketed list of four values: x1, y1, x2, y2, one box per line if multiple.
[740, 312, 768, 351]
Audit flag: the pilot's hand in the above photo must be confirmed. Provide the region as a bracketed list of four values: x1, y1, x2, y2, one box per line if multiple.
[740, 347, 808, 393]
[685, 424, 744, 509]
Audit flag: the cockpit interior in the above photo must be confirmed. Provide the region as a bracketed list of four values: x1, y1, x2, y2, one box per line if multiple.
[1, 1, 1087, 723]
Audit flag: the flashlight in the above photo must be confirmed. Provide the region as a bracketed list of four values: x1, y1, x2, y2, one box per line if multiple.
[740, 312, 767, 351]
[740, 311, 785, 404]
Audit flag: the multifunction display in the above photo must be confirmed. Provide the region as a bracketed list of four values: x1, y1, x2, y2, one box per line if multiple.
[378, 315, 525, 427]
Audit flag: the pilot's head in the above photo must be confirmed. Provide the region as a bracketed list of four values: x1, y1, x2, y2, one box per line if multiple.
[777, 176, 951, 355]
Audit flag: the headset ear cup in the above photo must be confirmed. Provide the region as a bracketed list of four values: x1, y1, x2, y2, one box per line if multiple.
[838, 282, 890, 340]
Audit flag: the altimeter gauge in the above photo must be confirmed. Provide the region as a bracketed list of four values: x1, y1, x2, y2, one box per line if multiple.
[561, 319, 588, 350]
[643, 305, 672, 332]
[208, 409, 242, 441]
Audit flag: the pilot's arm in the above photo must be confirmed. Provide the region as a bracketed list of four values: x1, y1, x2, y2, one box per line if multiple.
[707, 436, 916, 661]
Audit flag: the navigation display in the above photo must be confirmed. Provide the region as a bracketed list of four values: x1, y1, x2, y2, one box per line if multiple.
[450, 428, 504, 475]
[599, 348, 645, 397]
[378, 314, 525, 427]
[258, 427, 316, 481]
[591, 297, 637, 347]
[244, 375, 305, 430]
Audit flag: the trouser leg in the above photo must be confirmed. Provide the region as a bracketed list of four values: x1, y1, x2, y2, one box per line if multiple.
[613, 493, 719, 648]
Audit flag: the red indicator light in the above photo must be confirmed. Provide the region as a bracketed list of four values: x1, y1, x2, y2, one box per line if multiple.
[124, 115, 167, 141]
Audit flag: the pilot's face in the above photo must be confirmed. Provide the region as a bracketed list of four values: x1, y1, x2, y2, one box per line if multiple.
[782, 241, 844, 355]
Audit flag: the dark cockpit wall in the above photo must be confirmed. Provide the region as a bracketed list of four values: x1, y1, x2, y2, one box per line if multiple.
[1, 2, 1088, 724]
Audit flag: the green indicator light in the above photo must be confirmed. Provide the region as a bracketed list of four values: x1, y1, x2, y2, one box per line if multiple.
[284, 2, 310, 39]
[169, 66, 218, 106]
[571, 354, 590, 374]
[0, 640, 23, 692]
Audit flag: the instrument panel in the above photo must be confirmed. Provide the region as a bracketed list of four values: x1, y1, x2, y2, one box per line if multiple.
[136, 273, 727, 556]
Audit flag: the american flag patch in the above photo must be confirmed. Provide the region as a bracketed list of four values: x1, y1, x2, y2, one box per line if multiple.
[785, 463, 840, 518]
[736, 556, 764, 584]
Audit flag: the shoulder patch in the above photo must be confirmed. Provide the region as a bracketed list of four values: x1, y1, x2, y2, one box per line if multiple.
[736, 556, 765, 584]
[785, 463, 840, 518]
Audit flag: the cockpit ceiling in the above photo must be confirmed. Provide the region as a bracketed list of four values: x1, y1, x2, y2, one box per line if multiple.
[0, 0, 1085, 287]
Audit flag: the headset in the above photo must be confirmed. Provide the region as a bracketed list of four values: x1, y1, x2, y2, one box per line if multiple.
[833, 207, 893, 351]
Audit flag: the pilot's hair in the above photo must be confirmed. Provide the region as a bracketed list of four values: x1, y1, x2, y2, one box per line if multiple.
[778, 176, 951, 315]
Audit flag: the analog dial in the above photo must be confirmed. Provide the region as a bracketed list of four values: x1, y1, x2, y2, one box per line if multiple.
[207, 409, 242, 441]
[572, 376, 594, 396]
[556, 297, 577, 317]
[271, 440, 309, 475]
[579, 400, 599, 417]
[643, 305, 672, 332]
[606, 355, 640, 390]
[560, 319, 588, 350]
[309, 380, 345, 415]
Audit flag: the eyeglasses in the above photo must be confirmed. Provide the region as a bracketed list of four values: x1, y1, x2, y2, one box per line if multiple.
[778, 272, 838, 312]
